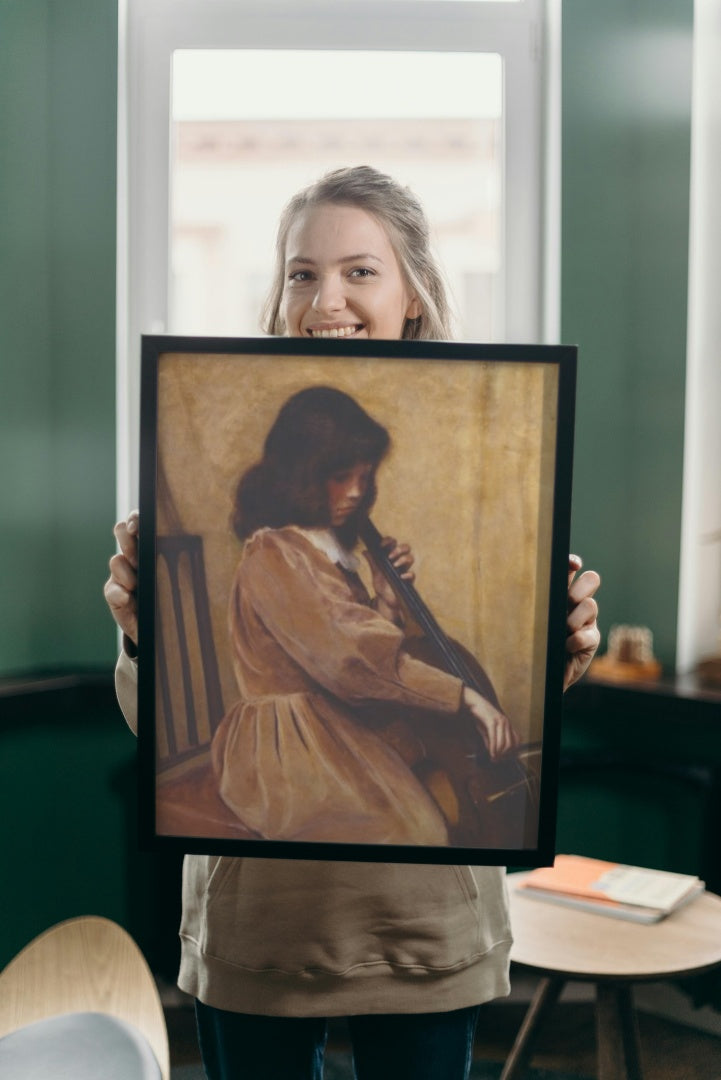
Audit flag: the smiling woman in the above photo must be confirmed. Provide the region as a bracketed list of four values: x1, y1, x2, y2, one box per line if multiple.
[263, 166, 451, 341]
[282, 204, 422, 340]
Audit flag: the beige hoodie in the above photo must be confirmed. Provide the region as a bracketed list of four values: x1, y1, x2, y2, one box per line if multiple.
[117, 649, 512, 1016]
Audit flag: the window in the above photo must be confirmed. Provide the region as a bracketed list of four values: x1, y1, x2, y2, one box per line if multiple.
[118, 0, 556, 509]
[169, 49, 503, 340]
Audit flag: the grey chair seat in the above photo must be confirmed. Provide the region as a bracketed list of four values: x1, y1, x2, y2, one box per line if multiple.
[0, 1011, 162, 1079]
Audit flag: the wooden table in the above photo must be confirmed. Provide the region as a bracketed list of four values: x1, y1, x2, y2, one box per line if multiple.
[503, 873, 721, 1080]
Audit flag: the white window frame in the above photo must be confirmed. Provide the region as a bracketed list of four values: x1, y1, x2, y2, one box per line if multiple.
[116, 0, 559, 511]
[676, 0, 721, 674]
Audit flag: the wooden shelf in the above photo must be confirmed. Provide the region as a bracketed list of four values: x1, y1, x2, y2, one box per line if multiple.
[564, 671, 721, 723]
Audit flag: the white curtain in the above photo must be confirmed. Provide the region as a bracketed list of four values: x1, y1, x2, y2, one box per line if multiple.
[677, 0, 721, 671]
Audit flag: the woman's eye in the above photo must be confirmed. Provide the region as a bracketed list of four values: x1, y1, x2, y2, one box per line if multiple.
[349, 267, 375, 279]
[288, 270, 313, 283]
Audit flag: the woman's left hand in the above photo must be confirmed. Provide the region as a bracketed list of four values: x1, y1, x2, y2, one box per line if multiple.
[364, 536, 414, 626]
[565, 555, 601, 691]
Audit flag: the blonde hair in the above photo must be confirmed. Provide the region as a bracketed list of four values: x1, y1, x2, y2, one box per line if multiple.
[262, 165, 454, 341]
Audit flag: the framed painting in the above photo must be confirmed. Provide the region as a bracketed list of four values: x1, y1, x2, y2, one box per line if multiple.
[137, 336, 576, 865]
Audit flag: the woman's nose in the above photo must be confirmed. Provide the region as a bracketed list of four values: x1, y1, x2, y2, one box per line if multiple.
[312, 274, 345, 314]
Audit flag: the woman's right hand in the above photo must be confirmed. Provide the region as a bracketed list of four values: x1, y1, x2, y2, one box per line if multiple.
[103, 510, 139, 646]
[462, 685, 518, 760]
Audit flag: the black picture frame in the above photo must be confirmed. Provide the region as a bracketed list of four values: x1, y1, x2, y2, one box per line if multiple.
[138, 335, 576, 866]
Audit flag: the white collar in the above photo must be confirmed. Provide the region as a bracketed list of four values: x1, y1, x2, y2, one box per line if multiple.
[295, 527, 361, 572]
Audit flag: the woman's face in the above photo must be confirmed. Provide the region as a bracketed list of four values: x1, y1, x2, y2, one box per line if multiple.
[281, 203, 421, 341]
[327, 462, 373, 527]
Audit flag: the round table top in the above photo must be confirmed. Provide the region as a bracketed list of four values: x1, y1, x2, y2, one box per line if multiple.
[508, 871, 721, 981]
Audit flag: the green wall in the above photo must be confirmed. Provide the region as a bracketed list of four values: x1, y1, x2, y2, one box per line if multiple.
[562, 0, 693, 669]
[0, 0, 133, 967]
[0, 0, 118, 675]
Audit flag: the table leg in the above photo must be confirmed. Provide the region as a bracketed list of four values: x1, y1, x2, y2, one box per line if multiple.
[596, 982, 643, 1080]
[500, 976, 565, 1080]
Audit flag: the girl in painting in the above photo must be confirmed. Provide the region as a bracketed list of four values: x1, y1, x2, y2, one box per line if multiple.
[210, 385, 517, 846]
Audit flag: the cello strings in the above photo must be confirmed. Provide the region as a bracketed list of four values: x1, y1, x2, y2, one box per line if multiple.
[359, 519, 478, 685]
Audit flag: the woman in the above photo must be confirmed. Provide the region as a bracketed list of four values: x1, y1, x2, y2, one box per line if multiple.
[211, 384, 516, 847]
[106, 166, 600, 1080]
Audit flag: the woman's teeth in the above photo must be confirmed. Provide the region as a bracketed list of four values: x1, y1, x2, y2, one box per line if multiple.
[310, 325, 360, 338]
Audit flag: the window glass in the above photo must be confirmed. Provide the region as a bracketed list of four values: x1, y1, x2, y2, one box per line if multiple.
[170, 50, 503, 340]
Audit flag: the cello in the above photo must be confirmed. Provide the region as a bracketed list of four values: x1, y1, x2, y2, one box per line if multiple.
[358, 517, 541, 850]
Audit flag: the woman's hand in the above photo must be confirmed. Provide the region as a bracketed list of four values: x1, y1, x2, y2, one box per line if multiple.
[364, 535, 414, 626]
[564, 554, 601, 691]
[103, 510, 140, 646]
[463, 686, 519, 760]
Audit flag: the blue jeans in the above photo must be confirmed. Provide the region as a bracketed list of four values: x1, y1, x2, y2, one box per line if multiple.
[195, 1000, 481, 1080]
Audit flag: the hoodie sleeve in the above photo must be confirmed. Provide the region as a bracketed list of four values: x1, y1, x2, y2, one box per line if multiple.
[115, 648, 139, 736]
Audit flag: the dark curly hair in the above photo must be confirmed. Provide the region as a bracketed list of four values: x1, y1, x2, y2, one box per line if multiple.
[233, 386, 390, 545]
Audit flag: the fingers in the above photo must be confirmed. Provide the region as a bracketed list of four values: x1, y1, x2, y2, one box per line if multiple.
[567, 569, 600, 655]
[567, 553, 583, 589]
[108, 549, 137, 590]
[463, 687, 519, 760]
[105, 512, 140, 644]
[563, 632, 601, 689]
[103, 575, 138, 643]
[568, 566, 601, 609]
[566, 590, 599, 638]
[380, 536, 415, 582]
[566, 624, 601, 660]
[113, 510, 139, 568]
[563, 562, 601, 689]
[478, 710, 518, 760]
[564, 563, 601, 689]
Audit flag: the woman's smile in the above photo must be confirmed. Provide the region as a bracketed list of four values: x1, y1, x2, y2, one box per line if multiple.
[307, 323, 364, 339]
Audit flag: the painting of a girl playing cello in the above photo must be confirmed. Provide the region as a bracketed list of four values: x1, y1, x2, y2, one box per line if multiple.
[141, 339, 575, 864]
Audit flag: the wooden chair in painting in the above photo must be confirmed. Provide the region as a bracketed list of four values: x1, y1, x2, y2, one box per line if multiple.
[154, 533, 253, 840]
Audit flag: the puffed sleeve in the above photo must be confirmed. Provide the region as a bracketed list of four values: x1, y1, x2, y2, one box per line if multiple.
[237, 530, 463, 714]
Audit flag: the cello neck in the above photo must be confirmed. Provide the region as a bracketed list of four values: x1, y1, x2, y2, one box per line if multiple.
[358, 517, 481, 692]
